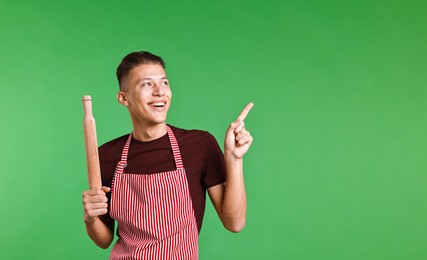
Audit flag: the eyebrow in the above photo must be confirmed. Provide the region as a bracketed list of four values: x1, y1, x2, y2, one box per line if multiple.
[135, 77, 168, 85]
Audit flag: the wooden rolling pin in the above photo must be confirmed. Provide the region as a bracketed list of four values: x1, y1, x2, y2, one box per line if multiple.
[82, 95, 102, 190]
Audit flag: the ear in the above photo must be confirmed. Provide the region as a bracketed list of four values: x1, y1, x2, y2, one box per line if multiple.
[117, 91, 129, 106]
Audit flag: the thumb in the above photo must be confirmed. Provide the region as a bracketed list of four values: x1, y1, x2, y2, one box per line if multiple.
[101, 186, 111, 193]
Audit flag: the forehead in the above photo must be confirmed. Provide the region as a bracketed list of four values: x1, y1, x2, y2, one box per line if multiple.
[128, 63, 167, 82]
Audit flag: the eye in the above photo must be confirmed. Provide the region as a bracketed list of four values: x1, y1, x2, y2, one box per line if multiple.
[161, 81, 169, 86]
[142, 82, 152, 87]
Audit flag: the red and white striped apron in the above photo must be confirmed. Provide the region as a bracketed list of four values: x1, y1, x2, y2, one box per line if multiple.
[109, 126, 199, 259]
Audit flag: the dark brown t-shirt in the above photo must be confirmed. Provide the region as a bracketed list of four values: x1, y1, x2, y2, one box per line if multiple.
[99, 125, 226, 232]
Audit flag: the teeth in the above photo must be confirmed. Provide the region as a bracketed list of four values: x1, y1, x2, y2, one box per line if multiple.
[153, 102, 165, 107]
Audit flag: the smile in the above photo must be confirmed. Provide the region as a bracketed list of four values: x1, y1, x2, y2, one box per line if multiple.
[150, 102, 166, 108]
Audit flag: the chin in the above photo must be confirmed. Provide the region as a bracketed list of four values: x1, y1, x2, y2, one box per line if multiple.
[152, 116, 167, 124]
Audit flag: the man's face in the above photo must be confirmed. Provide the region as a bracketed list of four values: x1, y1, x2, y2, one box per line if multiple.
[120, 63, 172, 126]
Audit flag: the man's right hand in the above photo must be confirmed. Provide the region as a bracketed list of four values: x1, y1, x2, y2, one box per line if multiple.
[82, 186, 110, 223]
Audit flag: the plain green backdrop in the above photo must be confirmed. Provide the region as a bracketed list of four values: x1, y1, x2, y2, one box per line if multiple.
[1, 0, 426, 259]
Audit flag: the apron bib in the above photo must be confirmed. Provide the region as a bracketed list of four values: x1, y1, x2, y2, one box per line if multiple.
[109, 126, 198, 259]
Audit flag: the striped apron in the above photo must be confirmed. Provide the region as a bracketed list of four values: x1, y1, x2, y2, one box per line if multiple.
[109, 126, 199, 259]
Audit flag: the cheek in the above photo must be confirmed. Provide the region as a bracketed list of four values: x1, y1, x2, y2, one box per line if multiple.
[137, 89, 151, 100]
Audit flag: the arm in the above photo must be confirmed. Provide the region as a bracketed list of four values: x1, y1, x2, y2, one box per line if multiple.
[209, 103, 254, 233]
[82, 186, 115, 248]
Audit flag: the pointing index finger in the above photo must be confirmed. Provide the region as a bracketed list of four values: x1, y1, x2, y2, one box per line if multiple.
[237, 102, 254, 121]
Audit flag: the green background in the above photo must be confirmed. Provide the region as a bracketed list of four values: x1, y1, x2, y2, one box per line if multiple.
[1, 0, 426, 259]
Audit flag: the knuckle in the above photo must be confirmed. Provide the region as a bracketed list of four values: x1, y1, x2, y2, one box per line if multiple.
[82, 196, 90, 203]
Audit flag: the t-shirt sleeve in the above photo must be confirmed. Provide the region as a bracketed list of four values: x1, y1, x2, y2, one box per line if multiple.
[99, 143, 115, 188]
[203, 132, 226, 188]
[98, 135, 128, 188]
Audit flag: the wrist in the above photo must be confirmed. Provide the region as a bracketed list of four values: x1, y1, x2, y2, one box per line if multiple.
[224, 152, 243, 164]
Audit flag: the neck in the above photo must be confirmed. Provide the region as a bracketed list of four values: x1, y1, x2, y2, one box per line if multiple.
[132, 122, 168, 142]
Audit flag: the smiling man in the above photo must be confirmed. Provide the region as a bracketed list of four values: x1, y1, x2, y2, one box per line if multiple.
[82, 51, 253, 259]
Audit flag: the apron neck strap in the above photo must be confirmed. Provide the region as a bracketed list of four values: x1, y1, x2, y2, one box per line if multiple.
[118, 126, 184, 171]
[166, 126, 184, 170]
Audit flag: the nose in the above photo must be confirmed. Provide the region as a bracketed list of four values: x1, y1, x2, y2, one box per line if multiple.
[152, 83, 164, 96]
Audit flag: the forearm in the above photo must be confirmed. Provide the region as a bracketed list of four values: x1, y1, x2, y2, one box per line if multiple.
[85, 217, 114, 249]
[222, 152, 247, 232]
[218, 102, 253, 232]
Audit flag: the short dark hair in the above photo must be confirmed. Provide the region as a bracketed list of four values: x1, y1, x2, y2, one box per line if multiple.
[116, 51, 166, 90]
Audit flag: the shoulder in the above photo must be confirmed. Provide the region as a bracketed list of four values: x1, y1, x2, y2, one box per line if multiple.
[168, 125, 222, 159]
[98, 134, 130, 182]
[168, 125, 217, 143]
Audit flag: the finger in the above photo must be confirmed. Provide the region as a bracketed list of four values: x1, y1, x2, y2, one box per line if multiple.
[84, 202, 108, 214]
[236, 129, 250, 142]
[86, 208, 108, 218]
[83, 193, 108, 203]
[234, 120, 245, 135]
[226, 120, 241, 136]
[237, 134, 253, 147]
[86, 202, 108, 210]
[237, 102, 254, 121]
[82, 188, 109, 202]
[82, 189, 98, 196]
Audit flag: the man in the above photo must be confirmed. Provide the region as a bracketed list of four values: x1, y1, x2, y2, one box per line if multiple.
[82, 51, 253, 259]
